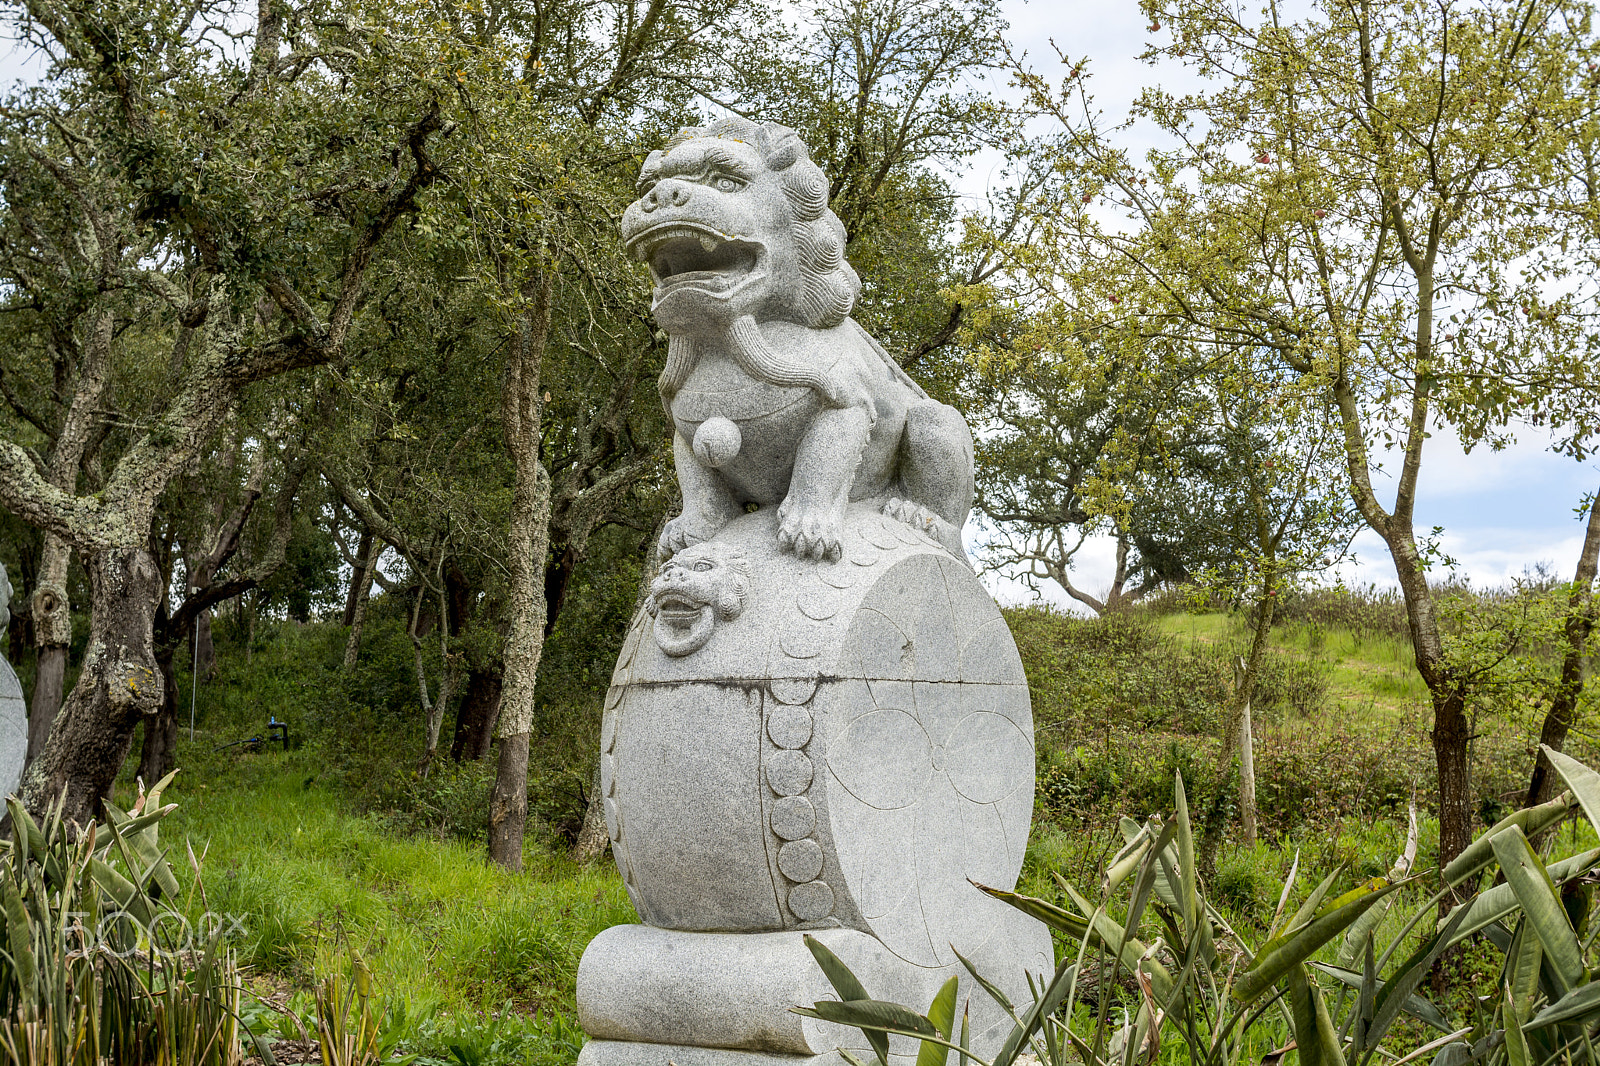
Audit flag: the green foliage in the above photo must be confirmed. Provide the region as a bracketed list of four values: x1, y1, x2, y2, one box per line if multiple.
[1008, 605, 1328, 741]
[162, 755, 631, 1063]
[800, 749, 1600, 1066]
[0, 776, 263, 1065]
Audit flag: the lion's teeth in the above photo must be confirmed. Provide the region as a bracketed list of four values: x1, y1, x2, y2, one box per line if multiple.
[698, 235, 717, 252]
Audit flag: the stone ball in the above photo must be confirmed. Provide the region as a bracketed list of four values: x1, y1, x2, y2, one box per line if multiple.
[692, 417, 742, 469]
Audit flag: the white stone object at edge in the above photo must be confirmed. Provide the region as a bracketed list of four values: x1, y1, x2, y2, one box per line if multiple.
[0, 651, 25, 803]
[0, 563, 22, 801]
[574, 117, 1052, 1066]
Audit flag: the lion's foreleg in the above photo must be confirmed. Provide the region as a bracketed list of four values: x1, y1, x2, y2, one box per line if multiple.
[776, 404, 871, 562]
[660, 432, 743, 560]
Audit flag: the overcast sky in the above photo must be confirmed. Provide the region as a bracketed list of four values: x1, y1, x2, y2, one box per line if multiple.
[1, 4, 1595, 609]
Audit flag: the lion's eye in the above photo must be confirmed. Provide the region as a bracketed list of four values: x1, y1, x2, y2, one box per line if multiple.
[713, 176, 741, 192]
[636, 180, 657, 197]
[694, 560, 715, 572]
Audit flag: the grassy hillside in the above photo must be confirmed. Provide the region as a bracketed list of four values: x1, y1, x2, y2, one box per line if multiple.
[131, 588, 1600, 1063]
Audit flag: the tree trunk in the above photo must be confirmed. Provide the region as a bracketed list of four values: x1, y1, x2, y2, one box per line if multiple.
[451, 667, 502, 761]
[1432, 684, 1473, 869]
[489, 268, 556, 871]
[343, 527, 375, 626]
[343, 556, 378, 668]
[488, 730, 530, 869]
[194, 609, 215, 681]
[20, 548, 164, 827]
[570, 758, 610, 864]
[1524, 490, 1600, 807]
[137, 647, 180, 785]
[1383, 531, 1471, 868]
[1238, 698, 1257, 845]
[544, 540, 579, 638]
[26, 536, 72, 764]
[1226, 587, 1275, 844]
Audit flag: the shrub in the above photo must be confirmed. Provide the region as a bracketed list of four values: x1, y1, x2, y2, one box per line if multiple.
[1212, 842, 1285, 913]
[1005, 606, 1329, 745]
[0, 777, 266, 1065]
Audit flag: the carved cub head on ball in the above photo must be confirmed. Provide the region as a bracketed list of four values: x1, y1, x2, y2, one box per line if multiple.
[646, 542, 754, 656]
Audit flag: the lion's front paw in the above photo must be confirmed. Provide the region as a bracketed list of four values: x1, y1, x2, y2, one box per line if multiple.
[658, 515, 716, 561]
[776, 498, 845, 562]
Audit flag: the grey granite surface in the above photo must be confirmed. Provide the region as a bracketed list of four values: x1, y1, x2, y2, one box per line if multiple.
[0, 658, 25, 801]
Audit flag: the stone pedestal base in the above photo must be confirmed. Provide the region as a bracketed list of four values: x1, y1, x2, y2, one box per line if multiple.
[576, 923, 1049, 1066]
[578, 1041, 846, 1066]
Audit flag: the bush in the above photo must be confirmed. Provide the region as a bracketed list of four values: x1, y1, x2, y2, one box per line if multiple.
[1005, 606, 1329, 747]
[1211, 843, 1283, 913]
[0, 779, 265, 1064]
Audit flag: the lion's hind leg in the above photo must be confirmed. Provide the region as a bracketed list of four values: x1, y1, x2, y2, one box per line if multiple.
[884, 399, 974, 558]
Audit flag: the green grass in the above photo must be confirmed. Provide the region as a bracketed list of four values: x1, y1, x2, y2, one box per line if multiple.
[1156, 611, 1431, 724]
[157, 751, 631, 1063]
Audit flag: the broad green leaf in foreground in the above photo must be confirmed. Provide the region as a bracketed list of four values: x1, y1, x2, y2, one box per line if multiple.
[1490, 828, 1585, 997]
[1235, 877, 1407, 1003]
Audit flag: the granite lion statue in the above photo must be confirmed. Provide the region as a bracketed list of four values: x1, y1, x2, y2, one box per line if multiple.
[578, 118, 1050, 1066]
[620, 117, 975, 564]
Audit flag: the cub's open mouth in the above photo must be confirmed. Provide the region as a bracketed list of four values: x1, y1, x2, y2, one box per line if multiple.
[631, 224, 762, 291]
[653, 593, 705, 618]
[650, 593, 718, 656]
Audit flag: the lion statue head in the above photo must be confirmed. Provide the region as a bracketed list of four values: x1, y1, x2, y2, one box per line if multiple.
[646, 541, 754, 657]
[621, 118, 859, 348]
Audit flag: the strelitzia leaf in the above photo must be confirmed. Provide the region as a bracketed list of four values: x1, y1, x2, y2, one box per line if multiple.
[1286, 963, 1345, 1066]
[1310, 964, 1451, 1033]
[1173, 772, 1198, 930]
[1542, 746, 1600, 835]
[1490, 827, 1585, 998]
[804, 935, 890, 1066]
[2, 880, 35, 1004]
[1283, 868, 1343, 939]
[916, 976, 958, 1066]
[1054, 875, 1174, 1001]
[953, 948, 1016, 1018]
[1442, 793, 1573, 887]
[1235, 876, 1406, 1004]
[1340, 808, 1417, 969]
[992, 953, 1080, 1066]
[798, 999, 939, 1039]
[1504, 920, 1542, 1025]
[972, 882, 1091, 942]
[1502, 979, 1530, 1066]
[1364, 904, 1468, 1050]
[1103, 826, 1152, 895]
[1524, 979, 1600, 1031]
[1439, 848, 1600, 942]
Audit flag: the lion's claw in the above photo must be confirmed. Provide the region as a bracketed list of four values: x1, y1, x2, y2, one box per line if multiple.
[776, 500, 844, 562]
[882, 496, 939, 535]
[658, 516, 713, 561]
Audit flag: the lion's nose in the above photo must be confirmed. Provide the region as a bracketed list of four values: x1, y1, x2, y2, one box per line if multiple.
[642, 181, 692, 213]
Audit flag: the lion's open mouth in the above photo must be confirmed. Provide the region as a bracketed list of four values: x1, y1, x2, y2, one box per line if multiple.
[631, 224, 762, 291]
